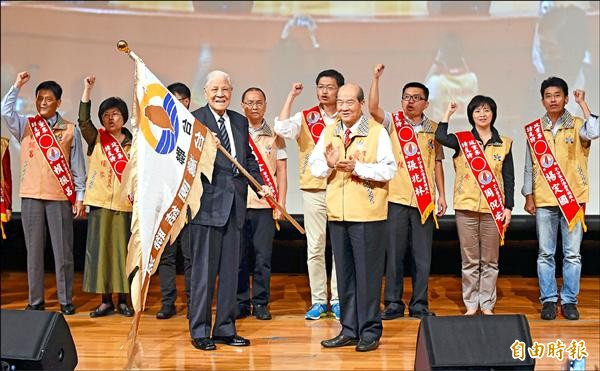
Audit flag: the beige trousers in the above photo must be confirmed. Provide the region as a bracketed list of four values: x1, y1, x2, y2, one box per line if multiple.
[455, 210, 500, 311]
[302, 189, 338, 304]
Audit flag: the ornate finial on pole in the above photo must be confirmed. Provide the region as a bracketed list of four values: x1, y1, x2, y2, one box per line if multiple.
[117, 40, 130, 54]
[116, 40, 141, 62]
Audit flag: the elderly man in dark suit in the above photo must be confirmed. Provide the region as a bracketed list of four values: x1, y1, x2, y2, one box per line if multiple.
[187, 70, 269, 351]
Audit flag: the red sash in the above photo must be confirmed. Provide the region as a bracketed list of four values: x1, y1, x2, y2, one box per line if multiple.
[28, 115, 76, 205]
[525, 119, 585, 231]
[99, 128, 128, 182]
[248, 134, 279, 211]
[391, 111, 435, 225]
[302, 105, 326, 144]
[455, 131, 506, 244]
[0, 190, 6, 239]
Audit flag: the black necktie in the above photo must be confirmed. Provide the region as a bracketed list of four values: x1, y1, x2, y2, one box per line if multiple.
[218, 116, 236, 174]
[217, 116, 231, 154]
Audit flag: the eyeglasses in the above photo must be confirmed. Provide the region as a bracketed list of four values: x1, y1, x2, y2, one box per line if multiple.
[102, 112, 122, 119]
[402, 95, 426, 102]
[317, 85, 337, 92]
[243, 101, 265, 108]
[336, 99, 358, 107]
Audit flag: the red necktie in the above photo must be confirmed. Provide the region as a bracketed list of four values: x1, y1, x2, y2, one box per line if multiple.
[344, 128, 351, 148]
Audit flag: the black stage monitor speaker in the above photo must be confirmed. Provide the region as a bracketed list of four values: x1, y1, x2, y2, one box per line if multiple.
[414, 314, 535, 370]
[1, 309, 78, 370]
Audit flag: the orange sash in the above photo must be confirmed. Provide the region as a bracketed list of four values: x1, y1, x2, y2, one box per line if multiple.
[391, 111, 436, 225]
[99, 128, 128, 182]
[455, 131, 506, 245]
[302, 105, 326, 144]
[525, 119, 586, 231]
[248, 134, 279, 211]
[28, 115, 76, 205]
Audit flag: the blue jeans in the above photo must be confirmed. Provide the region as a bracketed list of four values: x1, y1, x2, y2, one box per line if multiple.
[536, 207, 583, 305]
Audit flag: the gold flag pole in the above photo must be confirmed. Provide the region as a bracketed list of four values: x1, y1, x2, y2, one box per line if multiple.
[117, 40, 143, 63]
[116, 39, 145, 370]
[216, 144, 305, 234]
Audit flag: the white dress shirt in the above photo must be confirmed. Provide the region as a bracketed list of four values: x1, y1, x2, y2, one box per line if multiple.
[309, 115, 397, 182]
[210, 107, 236, 158]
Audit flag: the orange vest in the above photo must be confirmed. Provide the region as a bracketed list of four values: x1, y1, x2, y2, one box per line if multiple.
[324, 118, 389, 222]
[453, 136, 512, 213]
[19, 115, 75, 201]
[297, 107, 331, 190]
[388, 118, 440, 207]
[532, 116, 590, 206]
[247, 125, 286, 209]
[84, 135, 132, 211]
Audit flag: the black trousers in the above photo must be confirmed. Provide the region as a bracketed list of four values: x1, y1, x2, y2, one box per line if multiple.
[237, 208, 275, 307]
[157, 224, 191, 307]
[188, 216, 242, 339]
[383, 203, 434, 314]
[329, 220, 386, 341]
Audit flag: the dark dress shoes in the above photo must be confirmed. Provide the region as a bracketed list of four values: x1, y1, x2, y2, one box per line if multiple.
[89, 304, 115, 318]
[60, 303, 76, 315]
[25, 302, 45, 311]
[212, 335, 250, 347]
[117, 303, 134, 317]
[356, 338, 379, 352]
[409, 310, 436, 319]
[192, 337, 216, 351]
[562, 303, 580, 320]
[321, 334, 359, 348]
[253, 304, 272, 320]
[237, 305, 251, 319]
[156, 304, 176, 319]
[541, 302, 557, 320]
[381, 305, 404, 320]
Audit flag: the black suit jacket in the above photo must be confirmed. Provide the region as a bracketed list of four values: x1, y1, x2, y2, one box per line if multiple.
[190, 104, 263, 228]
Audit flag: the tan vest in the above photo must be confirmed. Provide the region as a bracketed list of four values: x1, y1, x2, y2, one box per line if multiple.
[388, 119, 440, 207]
[324, 118, 388, 222]
[84, 135, 132, 212]
[453, 135, 512, 213]
[20, 115, 74, 201]
[247, 125, 285, 209]
[297, 107, 328, 190]
[532, 117, 590, 206]
[0, 137, 8, 189]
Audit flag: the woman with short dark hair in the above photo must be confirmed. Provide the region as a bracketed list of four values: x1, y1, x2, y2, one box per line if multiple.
[435, 95, 515, 315]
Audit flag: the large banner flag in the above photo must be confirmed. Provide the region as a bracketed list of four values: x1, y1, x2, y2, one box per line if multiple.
[122, 55, 217, 366]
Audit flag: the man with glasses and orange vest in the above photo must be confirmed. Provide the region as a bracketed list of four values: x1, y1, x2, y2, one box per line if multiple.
[237, 87, 287, 321]
[369, 64, 447, 320]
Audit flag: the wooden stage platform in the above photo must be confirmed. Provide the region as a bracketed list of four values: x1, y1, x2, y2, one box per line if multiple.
[1, 272, 598, 370]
